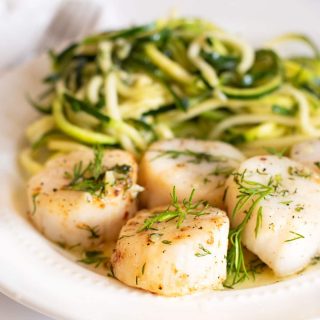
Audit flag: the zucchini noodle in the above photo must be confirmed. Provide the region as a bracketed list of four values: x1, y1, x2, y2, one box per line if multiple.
[53, 98, 116, 145]
[20, 17, 320, 174]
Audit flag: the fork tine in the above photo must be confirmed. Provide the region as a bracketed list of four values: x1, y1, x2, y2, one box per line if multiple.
[38, 2, 73, 50]
[78, 5, 101, 38]
[37, 0, 101, 52]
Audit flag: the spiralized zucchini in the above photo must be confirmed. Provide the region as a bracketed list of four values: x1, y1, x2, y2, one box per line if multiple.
[21, 17, 320, 174]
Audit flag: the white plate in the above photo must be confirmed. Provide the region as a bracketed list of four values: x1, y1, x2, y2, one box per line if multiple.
[1, 1, 320, 319]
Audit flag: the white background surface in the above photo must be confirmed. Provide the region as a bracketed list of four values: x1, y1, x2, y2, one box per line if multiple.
[1, 0, 320, 319]
[0, 293, 50, 319]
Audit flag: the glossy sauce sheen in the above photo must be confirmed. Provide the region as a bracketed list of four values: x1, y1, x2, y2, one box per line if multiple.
[60, 242, 319, 290]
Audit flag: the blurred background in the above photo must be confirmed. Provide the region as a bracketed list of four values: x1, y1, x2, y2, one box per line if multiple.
[0, 0, 319, 73]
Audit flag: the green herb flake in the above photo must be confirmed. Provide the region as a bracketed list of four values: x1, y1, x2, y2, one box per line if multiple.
[265, 147, 288, 158]
[152, 149, 227, 164]
[285, 231, 305, 242]
[311, 256, 320, 265]
[271, 104, 296, 117]
[118, 234, 134, 240]
[78, 250, 107, 268]
[162, 240, 172, 245]
[280, 200, 293, 206]
[254, 207, 263, 238]
[295, 204, 304, 212]
[210, 166, 234, 177]
[314, 162, 320, 169]
[107, 264, 115, 278]
[31, 192, 39, 215]
[288, 166, 311, 179]
[142, 263, 146, 275]
[248, 258, 266, 280]
[222, 187, 229, 202]
[195, 244, 211, 257]
[149, 233, 163, 242]
[77, 224, 100, 239]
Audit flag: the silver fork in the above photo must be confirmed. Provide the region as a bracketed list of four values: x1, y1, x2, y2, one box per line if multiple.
[36, 0, 102, 52]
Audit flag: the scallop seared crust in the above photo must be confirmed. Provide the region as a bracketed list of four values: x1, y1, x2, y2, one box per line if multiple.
[225, 155, 320, 277]
[290, 139, 320, 173]
[27, 149, 140, 249]
[111, 205, 229, 296]
[139, 138, 245, 209]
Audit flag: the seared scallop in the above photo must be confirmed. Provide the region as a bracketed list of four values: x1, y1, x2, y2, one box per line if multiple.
[290, 139, 320, 173]
[139, 139, 245, 209]
[225, 155, 320, 277]
[27, 149, 141, 249]
[111, 201, 229, 296]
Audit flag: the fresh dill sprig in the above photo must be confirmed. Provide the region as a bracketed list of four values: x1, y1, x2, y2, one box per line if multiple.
[64, 146, 107, 197]
[225, 171, 281, 286]
[152, 149, 227, 164]
[138, 187, 210, 232]
[63, 146, 132, 197]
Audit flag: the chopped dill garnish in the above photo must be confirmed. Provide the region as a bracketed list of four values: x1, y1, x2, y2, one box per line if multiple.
[142, 263, 146, 275]
[288, 166, 311, 178]
[285, 231, 305, 242]
[118, 234, 134, 240]
[77, 224, 100, 239]
[78, 250, 107, 268]
[256, 168, 268, 175]
[280, 200, 292, 206]
[314, 162, 320, 169]
[31, 192, 39, 215]
[152, 149, 227, 164]
[138, 187, 210, 232]
[247, 258, 266, 280]
[222, 187, 229, 202]
[295, 204, 304, 212]
[210, 166, 234, 177]
[149, 233, 163, 242]
[311, 256, 320, 265]
[107, 264, 115, 278]
[254, 207, 263, 238]
[162, 240, 172, 245]
[195, 244, 211, 257]
[265, 147, 288, 157]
